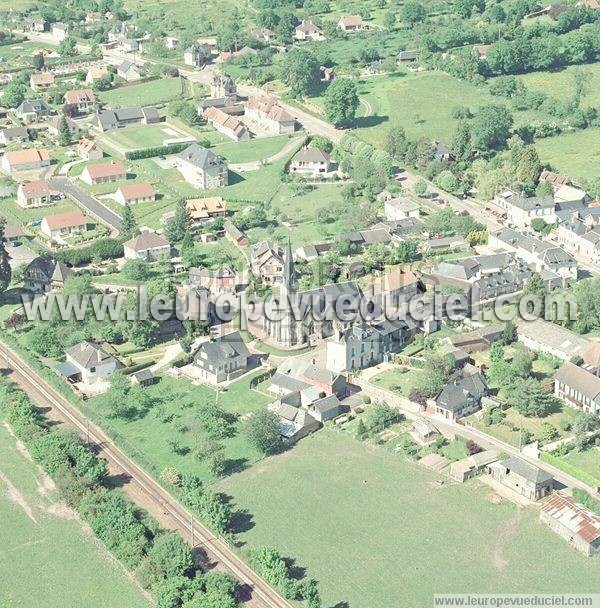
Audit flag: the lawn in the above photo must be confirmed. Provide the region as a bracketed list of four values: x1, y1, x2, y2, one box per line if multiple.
[85, 373, 271, 483]
[370, 365, 424, 396]
[212, 135, 295, 164]
[0, 424, 151, 608]
[102, 123, 192, 151]
[217, 429, 600, 608]
[560, 445, 600, 481]
[99, 77, 183, 108]
[534, 128, 600, 183]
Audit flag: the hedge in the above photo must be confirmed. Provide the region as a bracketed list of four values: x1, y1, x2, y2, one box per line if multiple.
[124, 141, 193, 160]
[54, 238, 124, 266]
[540, 451, 600, 492]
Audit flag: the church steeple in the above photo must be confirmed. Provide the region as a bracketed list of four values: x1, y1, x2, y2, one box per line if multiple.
[282, 238, 298, 293]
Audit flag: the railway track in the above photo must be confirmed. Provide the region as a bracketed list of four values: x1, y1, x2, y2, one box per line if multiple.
[0, 339, 293, 608]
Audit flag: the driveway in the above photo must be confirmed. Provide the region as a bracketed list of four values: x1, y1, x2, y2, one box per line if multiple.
[7, 243, 37, 270]
[49, 177, 122, 232]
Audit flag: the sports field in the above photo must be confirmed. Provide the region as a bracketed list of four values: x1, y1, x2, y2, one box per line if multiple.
[217, 429, 600, 608]
[0, 424, 150, 608]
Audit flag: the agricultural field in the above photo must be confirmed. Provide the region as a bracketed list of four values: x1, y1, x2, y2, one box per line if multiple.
[99, 77, 184, 108]
[85, 373, 271, 483]
[217, 429, 600, 608]
[0, 424, 150, 608]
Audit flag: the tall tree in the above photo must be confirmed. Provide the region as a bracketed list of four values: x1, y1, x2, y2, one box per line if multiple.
[165, 199, 191, 244]
[516, 145, 541, 187]
[0, 219, 12, 300]
[471, 104, 513, 151]
[324, 78, 359, 127]
[120, 203, 138, 240]
[451, 121, 472, 162]
[280, 47, 320, 97]
[57, 115, 71, 146]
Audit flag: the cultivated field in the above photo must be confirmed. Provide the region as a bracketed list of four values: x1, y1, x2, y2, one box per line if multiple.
[0, 424, 150, 608]
[217, 429, 600, 608]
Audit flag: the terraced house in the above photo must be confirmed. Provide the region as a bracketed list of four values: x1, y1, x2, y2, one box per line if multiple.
[554, 362, 600, 416]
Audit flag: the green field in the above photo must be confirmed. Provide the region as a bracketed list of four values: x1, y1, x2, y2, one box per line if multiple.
[100, 77, 183, 108]
[86, 374, 270, 482]
[0, 424, 150, 608]
[213, 135, 296, 164]
[217, 429, 600, 608]
[102, 123, 192, 151]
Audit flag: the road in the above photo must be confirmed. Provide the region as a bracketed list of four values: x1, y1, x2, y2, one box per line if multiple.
[50, 176, 122, 232]
[0, 339, 293, 608]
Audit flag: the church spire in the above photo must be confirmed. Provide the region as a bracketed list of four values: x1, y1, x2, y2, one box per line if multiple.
[282, 238, 298, 292]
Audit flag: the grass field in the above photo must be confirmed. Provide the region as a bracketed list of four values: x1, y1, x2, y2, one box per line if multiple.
[0, 424, 150, 608]
[102, 123, 192, 151]
[213, 135, 294, 164]
[217, 429, 600, 608]
[100, 77, 183, 108]
[86, 373, 271, 483]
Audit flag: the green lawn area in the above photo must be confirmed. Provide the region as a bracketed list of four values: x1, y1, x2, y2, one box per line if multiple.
[534, 128, 600, 182]
[0, 424, 150, 608]
[85, 373, 271, 483]
[560, 445, 600, 481]
[0, 197, 82, 226]
[217, 429, 600, 608]
[99, 77, 183, 108]
[102, 123, 193, 151]
[370, 365, 424, 396]
[212, 135, 295, 164]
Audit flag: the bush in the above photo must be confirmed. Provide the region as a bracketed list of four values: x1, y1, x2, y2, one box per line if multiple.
[125, 142, 198, 160]
[54, 238, 124, 266]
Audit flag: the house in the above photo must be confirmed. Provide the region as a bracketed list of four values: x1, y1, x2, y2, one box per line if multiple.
[24, 255, 71, 292]
[0, 126, 29, 146]
[3, 222, 24, 245]
[223, 219, 248, 248]
[76, 137, 103, 161]
[448, 324, 505, 354]
[450, 449, 499, 482]
[539, 168, 570, 190]
[41, 210, 87, 239]
[185, 197, 227, 224]
[555, 184, 588, 205]
[59, 341, 120, 385]
[63, 88, 96, 113]
[203, 106, 249, 141]
[397, 50, 418, 64]
[426, 364, 488, 421]
[294, 20, 324, 41]
[184, 43, 211, 67]
[184, 267, 247, 295]
[517, 319, 590, 361]
[165, 36, 178, 50]
[540, 494, 600, 556]
[17, 180, 52, 207]
[422, 235, 468, 253]
[52, 22, 69, 42]
[326, 319, 414, 373]
[337, 14, 366, 31]
[555, 206, 600, 264]
[384, 197, 421, 221]
[118, 38, 139, 53]
[85, 11, 102, 23]
[493, 189, 556, 228]
[289, 146, 334, 176]
[117, 60, 141, 81]
[554, 362, 600, 416]
[2, 149, 50, 173]
[130, 368, 154, 387]
[175, 143, 228, 189]
[193, 331, 251, 384]
[95, 106, 160, 131]
[23, 18, 46, 32]
[123, 231, 170, 261]
[268, 401, 320, 444]
[115, 182, 156, 205]
[15, 99, 52, 123]
[85, 65, 109, 84]
[251, 241, 284, 284]
[29, 72, 54, 90]
[295, 242, 332, 262]
[489, 227, 578, 282]
[210, 73, 238, 100]
[371, 266, 420, 309]
[80, 161, 126, 185]
[244, 96, 296, 135]
[249, 27, 275, 43]
[270, 358, 348, 400]
[489, 456, 553, 501]
[432, 141, 455, 161]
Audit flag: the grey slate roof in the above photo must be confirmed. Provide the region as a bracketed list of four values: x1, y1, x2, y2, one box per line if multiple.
[177, 143, 225, 170]
[16, 98, 51, 115]
[124, 231, 169, 252]
[555, 362, 600, 400]
[193, 331, 250, 366]
[66, 340, 117, 370]
[500, 455, 553, 485]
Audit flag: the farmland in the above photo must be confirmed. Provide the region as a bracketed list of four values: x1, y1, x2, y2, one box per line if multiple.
[217, 429, 600, 608]
[0, 424, 150, 608]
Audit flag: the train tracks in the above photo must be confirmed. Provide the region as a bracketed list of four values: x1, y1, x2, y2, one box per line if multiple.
[0, 340, 293, 608]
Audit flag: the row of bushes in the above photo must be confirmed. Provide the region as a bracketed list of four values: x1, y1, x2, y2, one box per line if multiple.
[540, 451, 600, 492]
[124, 142, 195, 161]
[54, 238, 124, 266]
[0, 378, 240, 608]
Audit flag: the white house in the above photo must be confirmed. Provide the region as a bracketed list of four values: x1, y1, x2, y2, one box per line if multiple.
[40, 210, 87, 239]
[384, 197, 421, 221]
[289, 146, 334, 176]
[175, 143, 228, 189]
[59, 341, 121, 385]
[123, 231, 171, 260]
[52, 22, 69, 42]
[337, 15, 366, 31]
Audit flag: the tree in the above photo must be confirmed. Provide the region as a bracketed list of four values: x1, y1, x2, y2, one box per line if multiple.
[32, 53, 44, 70]
[365, 402, 400, 431]
[0, 220, 12, 299]
[280, 48, 320, 96]
[451, 121, 472, 163]
[516, 145, 541, 186]
[522, 271, 545, 312]
[2, 81, 27, 108]
[138, 532, 193, 589]
[383, 11, 397, 29]
[58, 37, 76, 56]
[57, 115, 71, 146]
[165, 199, 191, 244]
[413, 179, 427, 196]
[323, 78, 359, 127]
[471, 105, 513, 150]
[401, 1, 427, 23]
[417, 353, 454, 397]
[384, 125, 408, 159]
[120, 203, 138, 240]
[245, 408, 281, 455]
[122, 259, 150, 281]
[507, 378, 558, 417]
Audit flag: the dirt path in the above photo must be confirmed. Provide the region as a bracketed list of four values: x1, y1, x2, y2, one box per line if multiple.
[0, 469, 38, 524]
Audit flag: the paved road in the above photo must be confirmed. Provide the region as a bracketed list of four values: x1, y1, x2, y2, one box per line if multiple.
[50, 176, 122, 232]
[0, 339, 294, 608]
